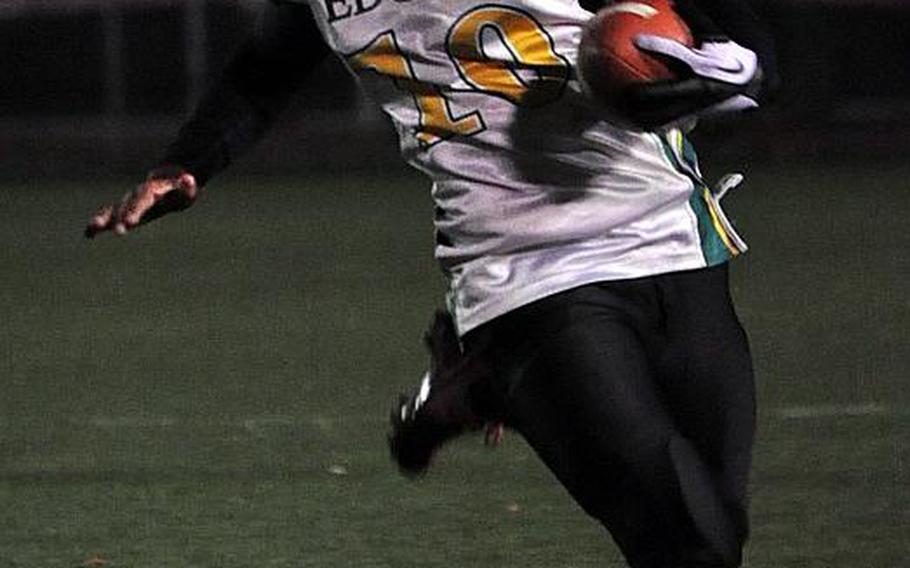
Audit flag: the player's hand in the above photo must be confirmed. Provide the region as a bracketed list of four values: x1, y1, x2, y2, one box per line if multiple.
[618, 37, 763, 130]
[484, 422, 504, 446]
[85, 167, 198, 239]
[638, 36, 758, 88]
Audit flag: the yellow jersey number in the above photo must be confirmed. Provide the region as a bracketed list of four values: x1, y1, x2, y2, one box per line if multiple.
[347, 5, 571, 148]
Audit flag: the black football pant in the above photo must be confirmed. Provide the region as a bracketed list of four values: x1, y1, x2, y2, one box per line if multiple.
[465, 263, 754, 568]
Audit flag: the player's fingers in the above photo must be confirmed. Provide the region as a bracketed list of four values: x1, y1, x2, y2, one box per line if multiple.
[110, 189, 138, 235]
[120, 184, 159, 229]
[138, 179, 198, 225]
[84, 205, 115, 239]
[108, 171, 199, 236]
[143, 173, 198, 220]
[700, 94, 758, 118]
[117, 177, 188, 230]
[634, 34, 697, 63]
[175, 172, 199, 204]
[484, 423, 504, 447]
[637, 36, 759, 86]
[695, 42, 758, 85]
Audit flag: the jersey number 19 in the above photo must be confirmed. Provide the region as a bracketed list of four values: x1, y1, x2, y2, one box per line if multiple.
[347, 5, 571, 147]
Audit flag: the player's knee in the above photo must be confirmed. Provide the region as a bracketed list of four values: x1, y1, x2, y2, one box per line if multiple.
[558, 432, 747, 568]
[668, 434, 748, 567]
[568, 433, 682, 533]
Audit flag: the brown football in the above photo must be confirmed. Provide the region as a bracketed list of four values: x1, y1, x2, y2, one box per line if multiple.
[578, 0, 693, 102]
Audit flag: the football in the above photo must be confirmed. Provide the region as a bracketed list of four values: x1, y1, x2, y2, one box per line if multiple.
[578, 0, 693, 103]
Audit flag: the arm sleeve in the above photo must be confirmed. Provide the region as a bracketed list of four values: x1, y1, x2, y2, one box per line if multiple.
[159, 1, 330, 186]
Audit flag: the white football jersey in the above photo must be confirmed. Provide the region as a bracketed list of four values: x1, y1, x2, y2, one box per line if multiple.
[301, 0, 746, 334]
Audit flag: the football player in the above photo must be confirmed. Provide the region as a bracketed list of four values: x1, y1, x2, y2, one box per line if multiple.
[85, 1, 777, 566]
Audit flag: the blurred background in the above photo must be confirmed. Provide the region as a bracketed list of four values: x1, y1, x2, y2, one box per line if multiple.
[3, 0, 910, 177]
[0, 1, 907, 567]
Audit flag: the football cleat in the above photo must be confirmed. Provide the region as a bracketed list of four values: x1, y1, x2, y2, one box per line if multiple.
[388, 310, 494, 476]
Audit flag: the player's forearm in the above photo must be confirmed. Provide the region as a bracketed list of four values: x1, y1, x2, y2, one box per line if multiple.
[160, 1, 329, 186]
[159, 43, 296, 186]
[580, 0, 778, 100]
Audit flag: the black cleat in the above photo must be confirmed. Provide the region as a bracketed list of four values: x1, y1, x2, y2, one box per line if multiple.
[389, 386, 467, 476]
[388, 311, 492, 476]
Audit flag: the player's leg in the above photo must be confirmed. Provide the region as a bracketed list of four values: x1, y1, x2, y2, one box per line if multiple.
[465, 281, 737, 567]
[653, 263, 756, 560]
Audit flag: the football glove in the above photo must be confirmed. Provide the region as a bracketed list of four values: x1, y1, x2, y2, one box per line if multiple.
[617, 36, 763, 130]
[85, 166, 198, 238]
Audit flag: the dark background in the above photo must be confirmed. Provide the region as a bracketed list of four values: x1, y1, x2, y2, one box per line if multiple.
[3, 0, 910, 177]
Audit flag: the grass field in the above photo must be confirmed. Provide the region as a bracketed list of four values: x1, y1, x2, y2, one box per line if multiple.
[0, 163, 907, 567]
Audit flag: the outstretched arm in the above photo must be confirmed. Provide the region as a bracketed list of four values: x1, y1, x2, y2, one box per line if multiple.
[86, 1, 329, 238]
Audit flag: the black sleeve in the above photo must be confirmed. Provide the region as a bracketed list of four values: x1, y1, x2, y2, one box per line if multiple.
[160, 1, 330, 186]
